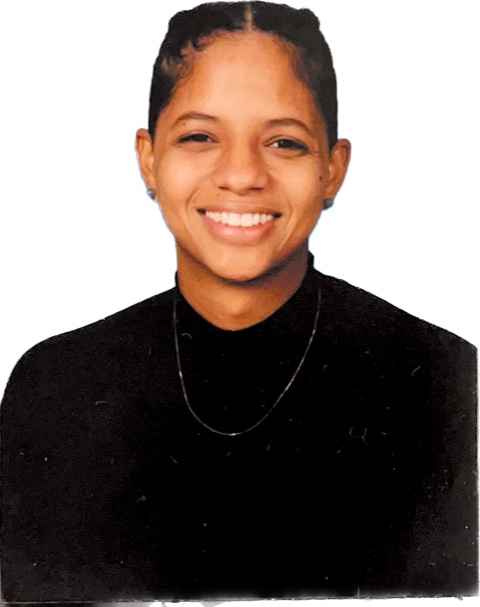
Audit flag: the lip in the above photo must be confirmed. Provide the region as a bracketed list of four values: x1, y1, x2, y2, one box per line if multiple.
[198, 209, 279, 245]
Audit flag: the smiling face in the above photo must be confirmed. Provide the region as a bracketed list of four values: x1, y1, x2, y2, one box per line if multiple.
[137, 31, 350, 284]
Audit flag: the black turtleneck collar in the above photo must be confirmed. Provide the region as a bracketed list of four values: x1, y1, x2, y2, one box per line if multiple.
[174, 252, 319, 343]
[172, 252, 320, 435]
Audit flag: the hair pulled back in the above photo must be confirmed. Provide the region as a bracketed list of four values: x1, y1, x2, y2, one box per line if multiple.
[148, 2, 338, 148]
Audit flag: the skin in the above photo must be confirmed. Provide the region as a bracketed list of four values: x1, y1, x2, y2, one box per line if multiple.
[136, 31, 350, 330]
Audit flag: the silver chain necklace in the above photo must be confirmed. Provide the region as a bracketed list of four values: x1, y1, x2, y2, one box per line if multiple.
[173, 286, 321, 437]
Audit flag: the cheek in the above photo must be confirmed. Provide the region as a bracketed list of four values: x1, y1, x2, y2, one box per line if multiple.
[280, 163, 326, 214]
[154, 155, 204, 214]
[153, 155, 214, 244]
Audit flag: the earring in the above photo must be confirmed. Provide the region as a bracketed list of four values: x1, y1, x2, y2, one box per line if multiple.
[324, 197, 335, 210]
[146, 187, 156, 200]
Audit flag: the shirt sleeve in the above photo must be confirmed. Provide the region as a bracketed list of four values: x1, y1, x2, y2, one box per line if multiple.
[404, 334, 478, 595]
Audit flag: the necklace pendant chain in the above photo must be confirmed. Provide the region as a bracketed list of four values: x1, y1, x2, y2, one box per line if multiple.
[173, 286, 321, 437]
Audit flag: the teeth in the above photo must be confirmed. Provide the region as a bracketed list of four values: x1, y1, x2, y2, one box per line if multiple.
[229, 212, 241, 226]
[205, 211, 275, 227]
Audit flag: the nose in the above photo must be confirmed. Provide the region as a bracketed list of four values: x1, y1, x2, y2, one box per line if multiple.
[212, 141, 268, 195]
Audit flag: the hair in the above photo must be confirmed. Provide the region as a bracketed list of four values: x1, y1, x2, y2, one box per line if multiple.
[148, 1, 338, 149]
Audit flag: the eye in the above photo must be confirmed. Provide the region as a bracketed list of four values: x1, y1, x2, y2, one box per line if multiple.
[177, 133, 214, 144]
[269, 138, 309, 154]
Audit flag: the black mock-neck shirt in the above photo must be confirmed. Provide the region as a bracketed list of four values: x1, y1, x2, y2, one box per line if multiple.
[1, 253, 477, 602]
[173, 253, 320, 436]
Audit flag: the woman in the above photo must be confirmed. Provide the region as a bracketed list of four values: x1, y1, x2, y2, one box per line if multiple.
[1, 1, 476, 602]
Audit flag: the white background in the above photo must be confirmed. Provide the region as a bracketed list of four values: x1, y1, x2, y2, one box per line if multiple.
[0, 3, 479, 604]
[1, 0, 479, 398]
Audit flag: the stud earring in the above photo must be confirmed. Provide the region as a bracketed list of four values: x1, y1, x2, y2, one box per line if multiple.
[146, 187, 156, 200]
[324, 197, 335, 210]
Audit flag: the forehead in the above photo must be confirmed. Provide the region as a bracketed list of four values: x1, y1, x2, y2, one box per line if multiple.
[162, 31, 322, 128]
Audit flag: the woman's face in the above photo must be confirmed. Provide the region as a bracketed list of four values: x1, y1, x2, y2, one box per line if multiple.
[137, 31, 350, 283]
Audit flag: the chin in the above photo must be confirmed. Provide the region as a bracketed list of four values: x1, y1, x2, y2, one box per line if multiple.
[212, 265, 265, 285]
[179, 241, 292, 285]
[206, 255, 273, 285]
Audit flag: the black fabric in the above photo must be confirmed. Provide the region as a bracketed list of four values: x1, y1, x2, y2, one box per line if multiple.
[1, 254, 477, 602]
[173, 253, 320, 435]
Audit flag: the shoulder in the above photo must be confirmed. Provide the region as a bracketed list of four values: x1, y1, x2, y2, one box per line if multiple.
[314, 268, 476, 423]
[34, 286, 175, 351]
[2, 287, 176, 402]
[314, 268, 476, 361]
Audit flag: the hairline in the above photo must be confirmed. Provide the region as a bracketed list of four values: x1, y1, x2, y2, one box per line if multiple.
[151, 27, 330, 147]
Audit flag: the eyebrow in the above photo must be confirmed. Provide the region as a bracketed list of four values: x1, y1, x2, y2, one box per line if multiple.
[172, 112, 315, 137]
[264, 118, 315, 138]
[172, 112, 218, 128]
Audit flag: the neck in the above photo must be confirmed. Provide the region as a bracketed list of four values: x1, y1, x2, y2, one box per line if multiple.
[176, 246, 309, 331]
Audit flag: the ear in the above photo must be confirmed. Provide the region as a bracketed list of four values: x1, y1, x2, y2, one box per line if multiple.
[324, 138, 351, 199]
[135, 128, 156, 192]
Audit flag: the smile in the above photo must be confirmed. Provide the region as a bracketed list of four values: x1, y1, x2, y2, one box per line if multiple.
[197, 208, 280, 244]
[205, 211, 275, 227]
